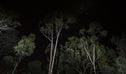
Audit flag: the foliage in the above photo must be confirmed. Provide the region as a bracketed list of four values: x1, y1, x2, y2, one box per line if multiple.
[39, 12, 76, 74]
[58, 35, 108, 74]
[40, 12, 76, 41]
[0, 56, 15, 73]
[0, 8, 21, 32]
[9, 34, 36, 74]
[3, 55, 15, 66]
[111, 34, 126, 57]
[0, 29, 19, 57]
[115, 56, 126, 74]
[28, 60, 44, 74]
[14, 34, 36, 57]
[0, 8, 126, 74]
[57, 22, 118, 74]
[0, 8, 21, 57]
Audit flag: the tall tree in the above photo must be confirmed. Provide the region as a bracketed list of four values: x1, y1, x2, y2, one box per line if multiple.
[58, 22, 110, 74]
[40, 12, 76, 74]
[12, 34, 36, 74]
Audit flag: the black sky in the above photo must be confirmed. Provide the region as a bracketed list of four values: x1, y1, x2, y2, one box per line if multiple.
[0, 0, 126, 33]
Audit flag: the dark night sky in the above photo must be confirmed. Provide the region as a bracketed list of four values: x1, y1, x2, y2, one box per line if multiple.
[0, 0, 126, 33]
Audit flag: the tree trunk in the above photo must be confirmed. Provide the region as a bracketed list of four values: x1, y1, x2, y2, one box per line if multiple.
[12, 56, 22, 74]
[48, 40, 53, 74]
[50, 29, 61, 74]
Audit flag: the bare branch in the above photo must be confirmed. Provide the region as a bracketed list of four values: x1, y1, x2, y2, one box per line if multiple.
[41, 32, 51, 41]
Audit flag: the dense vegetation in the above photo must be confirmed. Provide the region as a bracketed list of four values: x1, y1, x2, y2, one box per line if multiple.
[0, 8, 126, 74]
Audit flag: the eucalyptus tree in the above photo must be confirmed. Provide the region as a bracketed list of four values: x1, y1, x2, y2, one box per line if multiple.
[0, 8, 21, 57]
[39, 12, 76, 74]
[12, 34, 36, 74]
[58, 22, 110, 74]
[58, 35, 108, 74]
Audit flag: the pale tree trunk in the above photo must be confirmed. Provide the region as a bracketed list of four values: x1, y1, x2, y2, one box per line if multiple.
[41, 28, 54, 74]
[12, 56, 22, 74]
[50, 26, 62, 74]
[41, 21, 64, 74]
[50, 30, 61, 73]
[82, 41, 97, 74]
[92, 44, 96, 74]
[48, 31, 54, 74]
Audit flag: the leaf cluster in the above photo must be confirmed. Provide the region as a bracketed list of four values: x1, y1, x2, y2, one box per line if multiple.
[14, 34, 36, 56]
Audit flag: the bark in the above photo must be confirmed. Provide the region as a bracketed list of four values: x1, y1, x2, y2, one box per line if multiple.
[50, 26, 62, 74]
